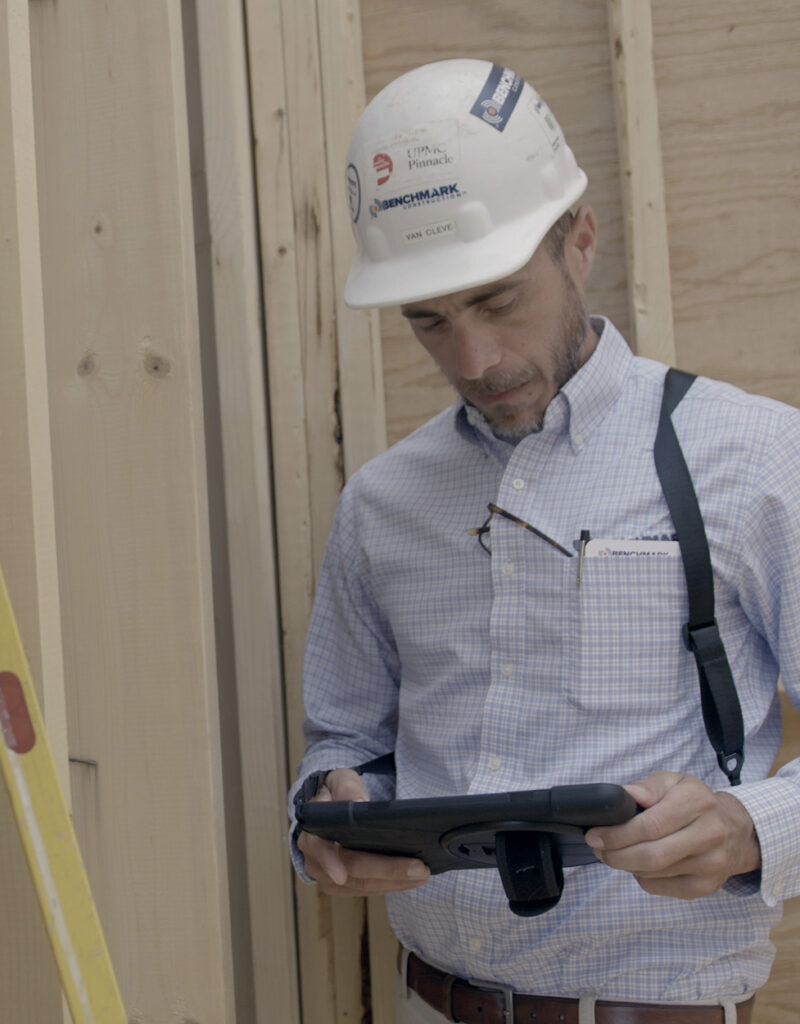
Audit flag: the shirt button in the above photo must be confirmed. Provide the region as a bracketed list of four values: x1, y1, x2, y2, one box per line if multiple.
[501, 663, 514, 678]
[512, 478, 525, 490]
[573, 432, 584, 447]
[502, 562, 515, 577]
[469, 937, 482, 953]
[488, 756, 501, 772]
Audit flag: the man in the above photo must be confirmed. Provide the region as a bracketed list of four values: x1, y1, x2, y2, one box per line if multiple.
[290, 59, 800, 1023]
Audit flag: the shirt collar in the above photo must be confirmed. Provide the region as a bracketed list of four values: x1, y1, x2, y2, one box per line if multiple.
[456, 317, 633, 456]
[559, 317, 633, 452]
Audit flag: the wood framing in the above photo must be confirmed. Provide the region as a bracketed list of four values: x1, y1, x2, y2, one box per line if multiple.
[244, 0, 384, 1021]
[315, 3, 395, 1018]
[188, 1, 300, 1020]
[607, 0, 676, 364]
[0, 1, 69, 1018]
[651, 0, 800, 408]
[27, 2, 235, 1019]
[317, 0, 387, 479]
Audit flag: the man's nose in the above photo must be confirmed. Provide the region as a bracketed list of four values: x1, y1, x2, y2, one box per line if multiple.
[453, 323, 502, 380]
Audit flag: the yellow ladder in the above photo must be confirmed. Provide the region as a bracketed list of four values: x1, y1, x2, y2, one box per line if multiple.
[0, 564, 126, 1023]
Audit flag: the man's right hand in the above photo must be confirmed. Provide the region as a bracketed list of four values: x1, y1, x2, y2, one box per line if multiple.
[296, 768, 431, 896]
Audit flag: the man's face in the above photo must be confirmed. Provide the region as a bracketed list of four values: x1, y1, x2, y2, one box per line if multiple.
[400, 224, 597, 442]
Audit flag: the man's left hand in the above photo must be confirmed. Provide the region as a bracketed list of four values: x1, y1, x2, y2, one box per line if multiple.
[584, 771, 761, 900]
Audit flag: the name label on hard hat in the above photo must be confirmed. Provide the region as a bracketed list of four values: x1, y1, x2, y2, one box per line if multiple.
[403, 220, 456, 245]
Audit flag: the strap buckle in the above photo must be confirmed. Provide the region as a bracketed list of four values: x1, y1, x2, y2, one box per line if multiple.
[681, 619, 745, 786]
[718, 749, 744, 784]
[467, 978, 514, 1022]
[682, 619, 717, 653]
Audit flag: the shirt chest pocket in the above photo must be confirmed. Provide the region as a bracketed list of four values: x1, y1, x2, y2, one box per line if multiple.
[566, 555, 697, 712]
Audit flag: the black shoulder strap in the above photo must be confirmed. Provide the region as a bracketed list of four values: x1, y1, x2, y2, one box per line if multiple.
[653, 369, 744, 785]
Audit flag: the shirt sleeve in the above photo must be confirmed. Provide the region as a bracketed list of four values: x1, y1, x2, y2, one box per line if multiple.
[727, 409, 800, 905]
[287, 478, 400, 878]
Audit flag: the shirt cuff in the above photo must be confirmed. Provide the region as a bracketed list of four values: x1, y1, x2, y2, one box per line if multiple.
[723, 776, 800, 906]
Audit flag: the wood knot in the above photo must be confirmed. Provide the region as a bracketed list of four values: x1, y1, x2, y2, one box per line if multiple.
[77, 351, 97, 379]
[91, 214, 112, 246]
[144, 352, 171, 378]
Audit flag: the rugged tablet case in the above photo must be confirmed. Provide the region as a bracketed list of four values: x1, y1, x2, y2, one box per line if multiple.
[298, 783, 637, 874]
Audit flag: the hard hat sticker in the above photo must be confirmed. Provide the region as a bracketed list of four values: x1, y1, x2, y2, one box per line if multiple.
[368, 182, 462, 219]
[528, 94, 563, 152]
[366, 123, 462, 193]
[403, 219, 456, 245]
[0, 671, 36, 754]
[470, 64, 523, 132]
[346, 163, 362, 222]
[373, 152, 393, 186]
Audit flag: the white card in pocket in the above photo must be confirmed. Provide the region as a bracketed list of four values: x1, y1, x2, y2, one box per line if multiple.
[584, 539, 680, 558]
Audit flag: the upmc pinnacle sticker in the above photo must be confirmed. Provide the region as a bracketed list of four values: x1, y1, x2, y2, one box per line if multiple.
[373, 152, 393, 186]
[0, 672, 35, 754]
[470, 64, 523, 132]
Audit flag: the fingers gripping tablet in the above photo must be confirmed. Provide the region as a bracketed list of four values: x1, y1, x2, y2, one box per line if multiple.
[297, 783, 639, 915]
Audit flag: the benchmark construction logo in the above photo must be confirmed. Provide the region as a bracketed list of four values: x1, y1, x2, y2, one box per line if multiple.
[369, 183, 461, 218]
[470, 64, 523, 132]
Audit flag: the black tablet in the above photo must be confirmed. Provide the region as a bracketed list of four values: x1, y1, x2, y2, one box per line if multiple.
[298, 783, 638, 874]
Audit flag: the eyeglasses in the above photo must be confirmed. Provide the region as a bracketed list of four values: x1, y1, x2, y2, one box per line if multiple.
[468, 503, 574, 558]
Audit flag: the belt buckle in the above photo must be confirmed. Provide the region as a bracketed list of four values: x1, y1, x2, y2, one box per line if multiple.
[467, 978, 514, 1022]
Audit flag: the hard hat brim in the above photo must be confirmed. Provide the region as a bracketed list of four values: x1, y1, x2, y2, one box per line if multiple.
[344, 172, 587, 309]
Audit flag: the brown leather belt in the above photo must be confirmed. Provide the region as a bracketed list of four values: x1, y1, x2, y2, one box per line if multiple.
[402, 951, 755, 1024]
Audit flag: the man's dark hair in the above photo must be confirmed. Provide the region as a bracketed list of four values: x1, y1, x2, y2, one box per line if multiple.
[543, 210, 574, 265]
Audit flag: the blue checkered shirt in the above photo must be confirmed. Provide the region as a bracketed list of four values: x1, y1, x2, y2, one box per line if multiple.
[290, 319, 800, 1001]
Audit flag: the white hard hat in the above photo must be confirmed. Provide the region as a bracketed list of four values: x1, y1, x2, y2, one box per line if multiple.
[344, 59, 587, 309]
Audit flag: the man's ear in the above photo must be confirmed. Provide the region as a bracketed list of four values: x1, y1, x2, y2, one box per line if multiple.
[564, 205, 597, 287]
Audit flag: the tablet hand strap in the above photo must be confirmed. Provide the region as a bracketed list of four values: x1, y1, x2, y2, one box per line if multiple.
[294, 752, 396, 819]
[495, 831, 564, 917]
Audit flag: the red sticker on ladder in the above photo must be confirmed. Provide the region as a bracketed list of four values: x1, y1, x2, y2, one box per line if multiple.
[0, 672, 36, 754]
